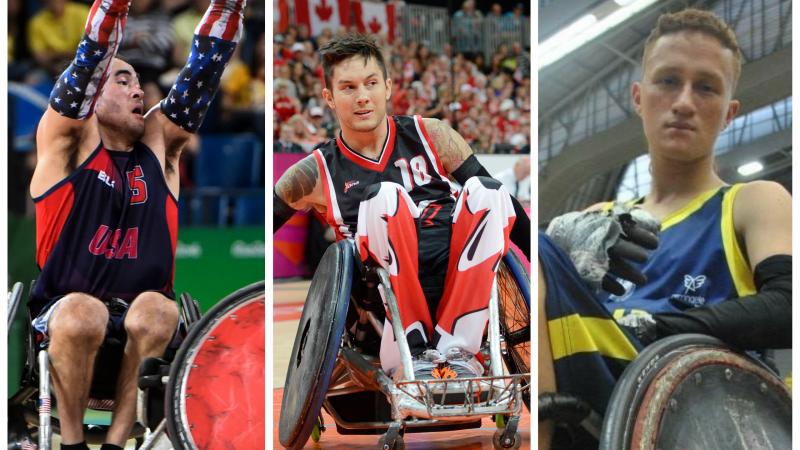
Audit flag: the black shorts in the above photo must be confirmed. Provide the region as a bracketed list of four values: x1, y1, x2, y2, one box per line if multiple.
[32, 296, 130, 399]
[417, 200, 454, 316]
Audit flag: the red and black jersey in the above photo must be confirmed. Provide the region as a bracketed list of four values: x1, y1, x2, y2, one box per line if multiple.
[313, 115, 458, 239]
[30, 142, 178, 317]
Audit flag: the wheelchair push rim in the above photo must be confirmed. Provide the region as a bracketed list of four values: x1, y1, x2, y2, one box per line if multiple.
[165, 280, 265, 450]
[600, 333, 791, 450]
[278, 240, 353, 449]
[497, 250, 531, 409]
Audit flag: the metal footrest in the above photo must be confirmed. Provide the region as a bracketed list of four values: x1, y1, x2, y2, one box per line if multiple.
[393, 373, 529, 420]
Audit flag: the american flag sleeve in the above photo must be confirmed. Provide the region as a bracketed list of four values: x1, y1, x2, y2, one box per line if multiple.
[49, 0, 130, 119]
[160, 0, 247, 133]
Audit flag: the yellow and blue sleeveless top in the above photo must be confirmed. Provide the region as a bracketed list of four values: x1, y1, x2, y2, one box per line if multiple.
[605, 185, 756, 319]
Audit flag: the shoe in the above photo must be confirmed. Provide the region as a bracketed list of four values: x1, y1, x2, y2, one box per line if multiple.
[443, 347, 484, 378]
[411, 349, 446, 380]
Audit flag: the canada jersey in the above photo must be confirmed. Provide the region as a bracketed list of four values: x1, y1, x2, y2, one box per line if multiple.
[604, 185, 756, 317]
[313, 115, 457, 239]
[30, 142, 179, 317]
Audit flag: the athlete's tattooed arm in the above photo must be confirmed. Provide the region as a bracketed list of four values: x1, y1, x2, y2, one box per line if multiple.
[422, 118, 474, 175]
[274, 154, 323, 211]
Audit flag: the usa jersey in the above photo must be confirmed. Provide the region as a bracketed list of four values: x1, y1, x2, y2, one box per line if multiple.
[604, 185, 755, 317]
[313, 115, 458, 239]
[30, 142, 178, 317]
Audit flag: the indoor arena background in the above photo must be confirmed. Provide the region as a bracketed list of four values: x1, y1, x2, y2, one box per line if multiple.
[273, 0, 531, 448]
[7, 0, 266, 407]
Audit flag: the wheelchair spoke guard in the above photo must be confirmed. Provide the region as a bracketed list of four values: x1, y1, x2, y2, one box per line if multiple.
[497, 251, 530, 409]
[279, 240, 354, 449]
[165, 281, 265, 450]
[600, 334, 791, 450]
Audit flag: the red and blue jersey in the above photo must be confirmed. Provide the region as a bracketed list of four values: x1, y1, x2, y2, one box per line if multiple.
[30, 142, 178, 317]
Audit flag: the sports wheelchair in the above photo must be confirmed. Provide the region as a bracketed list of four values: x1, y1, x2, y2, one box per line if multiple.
[278, 240, 531, 450]
[540, 334, 792, 450]
[8, 280, 265, 450]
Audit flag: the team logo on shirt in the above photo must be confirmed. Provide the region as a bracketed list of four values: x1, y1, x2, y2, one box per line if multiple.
[344, 180, 360, 194]
[669, 274, 708, 309]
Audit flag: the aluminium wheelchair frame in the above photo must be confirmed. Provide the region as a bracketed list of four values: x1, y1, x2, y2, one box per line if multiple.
[279, 240, 531, 450]
[7, 282, 202, 450]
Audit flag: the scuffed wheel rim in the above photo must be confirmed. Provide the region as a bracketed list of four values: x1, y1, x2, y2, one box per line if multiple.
[166, 281, 265, 449]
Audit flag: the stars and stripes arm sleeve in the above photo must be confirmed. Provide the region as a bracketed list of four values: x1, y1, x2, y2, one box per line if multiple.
[160, 0, 246, 133]
[49, 0, 130, 119]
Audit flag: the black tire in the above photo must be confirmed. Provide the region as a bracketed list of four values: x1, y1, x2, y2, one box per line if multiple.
[279, 241, 354, 449]
[497, 250, 530, 410]
[600, 334, 791, 450]
[165, 280, 265, 450]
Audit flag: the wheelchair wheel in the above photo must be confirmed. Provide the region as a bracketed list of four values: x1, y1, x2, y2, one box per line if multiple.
[497, 250, 530, 409]
[600, 334, 791, 450]
[279, 240, 354, 449]
[165, 281, 265, 450]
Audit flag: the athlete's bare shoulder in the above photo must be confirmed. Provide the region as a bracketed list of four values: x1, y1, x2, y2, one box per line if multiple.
[421, 117, 473, 174]
[733, 180, 791, 267]
[275, 154, 325, 211]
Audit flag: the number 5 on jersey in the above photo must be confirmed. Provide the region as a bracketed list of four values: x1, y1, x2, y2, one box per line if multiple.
[127, 165, 148, 205]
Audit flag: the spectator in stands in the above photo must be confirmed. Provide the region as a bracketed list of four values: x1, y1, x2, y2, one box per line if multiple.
[27, 0, 90, 77]
[274, 125, 304, 154]
[118, 0, 174, 109]
[452, 0, 483, 58]
[494, 156, 530, 207]
[285, 114, 318, 153]
[171, 0, 206, 64]
[308, 106, 332, 139]
[274, 79, 301, 123]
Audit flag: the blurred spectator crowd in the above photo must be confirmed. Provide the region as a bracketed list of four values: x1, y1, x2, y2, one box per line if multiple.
[273, 1, 531, 156]
[10, 0, 265, 133]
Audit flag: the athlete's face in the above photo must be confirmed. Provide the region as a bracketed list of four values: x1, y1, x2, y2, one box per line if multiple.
[323, 55, 391, 134]
[95, 58, 146, 141]
[632, 31, 740, 162]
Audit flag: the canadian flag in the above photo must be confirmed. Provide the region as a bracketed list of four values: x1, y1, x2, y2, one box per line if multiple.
[353, 1, 396, 43]
[276, 0, 289, 33]
[295, 0, 350, 36]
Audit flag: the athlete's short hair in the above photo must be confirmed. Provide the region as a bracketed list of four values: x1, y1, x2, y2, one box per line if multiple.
[642, 9, 743, 87]
[319, 34, 388, 90]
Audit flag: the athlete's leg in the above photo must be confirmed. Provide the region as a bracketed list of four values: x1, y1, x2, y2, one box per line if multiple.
[356, 182, 432, 372]
[47, 293, 109, 444]
[434, 176, 516, 356]
[106, 292, 178, 445]
[539, 262, 555, 450]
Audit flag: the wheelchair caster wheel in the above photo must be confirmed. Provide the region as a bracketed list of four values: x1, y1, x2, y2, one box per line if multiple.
[492, 429, 521, 449]
[377, 435, 405, 450]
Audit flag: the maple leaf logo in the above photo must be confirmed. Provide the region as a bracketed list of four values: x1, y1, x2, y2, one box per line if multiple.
[315, 0, 333, 21]
[368, 16, 382, 34]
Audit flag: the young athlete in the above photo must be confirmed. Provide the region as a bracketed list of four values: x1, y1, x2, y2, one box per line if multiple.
[538, 9, 791, 449]
[30, 0, 247, 448]
[274, 34, 531, 381]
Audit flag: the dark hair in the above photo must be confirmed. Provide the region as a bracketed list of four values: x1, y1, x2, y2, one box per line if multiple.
[643, 9, 743, 86]
[319, 33, 388, 90]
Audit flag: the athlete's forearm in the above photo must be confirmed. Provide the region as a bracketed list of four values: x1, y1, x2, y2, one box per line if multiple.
[160, 0, 247, 132]
[654, 254, 791, 349]
[49, 0, 130, 119]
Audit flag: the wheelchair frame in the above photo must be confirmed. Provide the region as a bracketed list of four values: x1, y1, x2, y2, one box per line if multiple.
[7, 282, 202, 450]
[279, 240, 531, 450]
